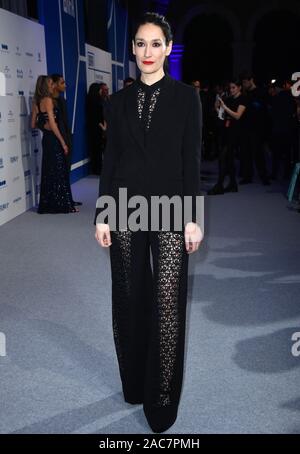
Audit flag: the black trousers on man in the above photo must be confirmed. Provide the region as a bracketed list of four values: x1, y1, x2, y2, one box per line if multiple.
[270, 130, 293, 179]
[109, 228, 189, 432]
[240, 129, 269, 183]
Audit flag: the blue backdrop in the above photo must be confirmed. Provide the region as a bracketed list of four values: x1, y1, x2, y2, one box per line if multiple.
[37, 0, 132, 184]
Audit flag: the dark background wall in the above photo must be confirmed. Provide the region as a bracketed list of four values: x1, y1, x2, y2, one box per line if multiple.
[2, 0, 300, 182]
[4, 0, 300, 86]
[84, 0, 108, 51]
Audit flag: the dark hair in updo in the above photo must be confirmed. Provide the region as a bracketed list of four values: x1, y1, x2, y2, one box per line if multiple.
[229, 78, 242, 88]
[132, 12, 173, 73]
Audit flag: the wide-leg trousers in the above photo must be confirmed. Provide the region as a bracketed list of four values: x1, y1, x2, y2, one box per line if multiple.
[109, 228, 189, 432]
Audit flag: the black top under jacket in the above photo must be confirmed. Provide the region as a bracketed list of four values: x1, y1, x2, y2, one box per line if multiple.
[94, 72, 203, 228]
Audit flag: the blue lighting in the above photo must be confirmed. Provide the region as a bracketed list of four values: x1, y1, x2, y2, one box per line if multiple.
[169, 44, 184, 81]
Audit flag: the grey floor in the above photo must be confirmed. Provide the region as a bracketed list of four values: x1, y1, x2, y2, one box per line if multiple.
[0, 165, 300, 434]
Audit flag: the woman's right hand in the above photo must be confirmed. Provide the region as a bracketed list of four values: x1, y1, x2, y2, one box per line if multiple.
[95, 223, 112, 247]
[62, 143, 69, 155]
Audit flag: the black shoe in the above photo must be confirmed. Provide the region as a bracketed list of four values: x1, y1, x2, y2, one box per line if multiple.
[73, 201, 83, 206]
[262, 178, 271, 186]
[143, 404, 178, 433]
[224, 182, 238, 193]
[124, 390, 143, 405]
[125, 397, 143, 405]
[269, 174, 277, 181]
[239, 179, 252, 185]
[207, 183, 224, 195]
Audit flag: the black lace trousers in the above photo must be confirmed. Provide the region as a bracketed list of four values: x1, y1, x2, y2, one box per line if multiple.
[109, 229, 189, 430]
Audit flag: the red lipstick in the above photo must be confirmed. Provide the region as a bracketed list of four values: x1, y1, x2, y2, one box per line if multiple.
[143, 61, 154, 65]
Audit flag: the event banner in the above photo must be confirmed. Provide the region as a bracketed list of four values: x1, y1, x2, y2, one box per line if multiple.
[85, 43, 112, 94]
[0, 8, 47, 226]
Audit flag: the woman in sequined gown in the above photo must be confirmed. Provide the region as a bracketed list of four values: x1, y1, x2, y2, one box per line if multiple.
[31, 75, 78, 214]
[94, 13, 203, 433]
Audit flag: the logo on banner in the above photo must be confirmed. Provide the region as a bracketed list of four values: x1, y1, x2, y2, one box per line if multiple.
[4, 66, 11, 79]
[87, 52, 95, 69]
[15, 46, 22, 56]
[13, 196, 22, 204]
[0, 179, 7, 189]
[0, 137, 4, 143]
[95, 73, 104, 83]
[31, 130, 39, 138]
[25, 51, 33, 58]
[8, 110, 15, 123]
[0, 158, 3, 169]
[28, 69, 33, 79]
[0, 202, 9, 212]
[17, 69, 24, 79]
[10, 156, 19, 164]
[37, 52, 42, 63]
[1, 43, 9, 54]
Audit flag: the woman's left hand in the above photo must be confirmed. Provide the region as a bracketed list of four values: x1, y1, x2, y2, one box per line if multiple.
[99, 120, 107, 131]
[219, 98, 225, 109]
[184, 222, 203, 254]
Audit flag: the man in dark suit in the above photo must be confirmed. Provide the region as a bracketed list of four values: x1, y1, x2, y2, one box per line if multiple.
[51, 74, 82, 206]
[240, 72, 270, 186]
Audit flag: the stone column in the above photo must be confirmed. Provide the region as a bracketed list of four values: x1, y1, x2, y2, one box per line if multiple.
[169, 43, 184, 81]
[232, 41, 254, 76]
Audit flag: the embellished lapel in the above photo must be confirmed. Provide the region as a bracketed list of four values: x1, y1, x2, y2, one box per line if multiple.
[124, 73, 175, 152]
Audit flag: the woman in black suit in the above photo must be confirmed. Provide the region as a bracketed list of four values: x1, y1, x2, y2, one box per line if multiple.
[94, 12, 203, 433]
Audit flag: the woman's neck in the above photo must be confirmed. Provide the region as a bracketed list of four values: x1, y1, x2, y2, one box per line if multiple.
[140, 68, 165, 86]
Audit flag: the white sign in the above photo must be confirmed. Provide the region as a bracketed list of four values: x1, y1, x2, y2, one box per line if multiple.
[0, 8, 47, 226]
[85, 44, 112, 94]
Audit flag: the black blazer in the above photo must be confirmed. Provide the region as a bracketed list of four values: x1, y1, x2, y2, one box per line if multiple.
[94, 73, 202, 227]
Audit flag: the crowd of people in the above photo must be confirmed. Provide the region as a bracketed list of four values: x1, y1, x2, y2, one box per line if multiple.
[31, 71, 300, 215]
[191, 72, 300, 195]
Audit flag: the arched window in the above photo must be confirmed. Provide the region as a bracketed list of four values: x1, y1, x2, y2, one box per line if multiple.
[182, 13, 234, 84]
[253, 10, 300, 84]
